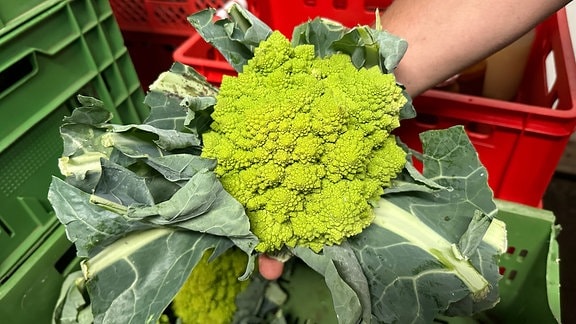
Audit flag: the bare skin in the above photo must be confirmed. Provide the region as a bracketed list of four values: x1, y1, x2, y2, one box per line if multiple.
[258, 0, 572, 280]
[258, 254, 285, 280]
[380, 0, 572, 96]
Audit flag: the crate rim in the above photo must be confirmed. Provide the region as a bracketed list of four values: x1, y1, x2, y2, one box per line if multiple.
[0, 0, 64, 37]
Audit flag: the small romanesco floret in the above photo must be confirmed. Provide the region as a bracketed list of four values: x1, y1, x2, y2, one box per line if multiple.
[202, 31, 407, 253]
[171, 248, 249, 324]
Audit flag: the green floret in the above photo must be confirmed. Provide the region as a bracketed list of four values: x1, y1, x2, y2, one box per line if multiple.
[172, 248, 249, 324]
[202, 31, 407, 253]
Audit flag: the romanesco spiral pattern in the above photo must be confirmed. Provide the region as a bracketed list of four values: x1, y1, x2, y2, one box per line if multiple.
[202, 31, 407, 252]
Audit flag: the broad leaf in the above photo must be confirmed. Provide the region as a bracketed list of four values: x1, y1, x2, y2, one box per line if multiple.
[188, 6, 272, 72]
[147, 63, 218, 136]
[105, 123, 200, 151]
[143, 91, 189, 131]
[345, 126, 502, 323]
[85, 229, 234, 324]
[292, 246, 364, 324]
[291, 18, 347, 57]
[48, 177, 154, 258]
[52, 271, 93, 324]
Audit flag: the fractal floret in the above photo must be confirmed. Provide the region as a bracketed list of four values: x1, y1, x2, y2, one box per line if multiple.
[201, 31, 408, 253]
[172, 248, 249, 324]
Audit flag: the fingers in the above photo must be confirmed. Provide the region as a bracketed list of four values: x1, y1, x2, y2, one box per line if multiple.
[258, 254, 284, 280]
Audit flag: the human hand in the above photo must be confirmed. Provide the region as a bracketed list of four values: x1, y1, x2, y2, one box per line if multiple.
[258, 254, 285, 280]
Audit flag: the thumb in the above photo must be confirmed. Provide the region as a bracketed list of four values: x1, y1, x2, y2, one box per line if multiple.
[258, 254, 285, 280]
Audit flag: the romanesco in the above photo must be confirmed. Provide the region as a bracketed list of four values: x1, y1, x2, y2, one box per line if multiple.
[172, 248, 249, 324]
[201, 31, 407, 253]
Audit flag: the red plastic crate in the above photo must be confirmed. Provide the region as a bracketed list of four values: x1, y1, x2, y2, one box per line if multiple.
[109, 0, 229, 36]
[250, 0, 393, 37]
[123, 31, 188, 90]
[173, 2, 576, 207]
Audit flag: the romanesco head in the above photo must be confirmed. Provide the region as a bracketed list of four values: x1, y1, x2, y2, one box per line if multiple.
[202, 31, 407, 253]
[172, 248, 249, 324]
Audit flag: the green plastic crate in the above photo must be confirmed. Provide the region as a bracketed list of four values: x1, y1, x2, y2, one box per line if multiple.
[0, 226, 79, 324]
[0, 0, 148, 282]
[0, 0, 62, 35]
[481, 200, 561, 323]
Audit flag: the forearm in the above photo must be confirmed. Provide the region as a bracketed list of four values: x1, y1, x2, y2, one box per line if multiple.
[380, 0, 572, 96]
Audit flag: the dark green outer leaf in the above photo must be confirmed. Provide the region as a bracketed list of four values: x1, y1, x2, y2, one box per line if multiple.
[105, 123, 201, 151]
[227, 4, 273, 47]
[349, 224, 471, 323]
[372, 29, 408, 73]
[149, 62, 219, 98]
[145, 155, 217, 182]
[48, 177, 155, 258]
[143, 91, 188, 131]
[292, 247, 364, 324]
[94, 159, 156, 207]
[398, 89, 416, 120]
[85, 229, 234, 324]
[52, 271, 93, 324]
[181, 96, 216, 135]
[418, 126, 497, 255]
[291, 18, 347, 57]
[63, 96, 112, 125]
[60, 122, 110, 159]
[345, 126, 500, 323]
[444, 239, 502, 316]
[188, 6, 272, 72]
[323, 243, 372, 323]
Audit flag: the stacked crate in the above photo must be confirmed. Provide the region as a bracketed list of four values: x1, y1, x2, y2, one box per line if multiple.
[0, 1, 148, 322]
[109, 0, 233, 90]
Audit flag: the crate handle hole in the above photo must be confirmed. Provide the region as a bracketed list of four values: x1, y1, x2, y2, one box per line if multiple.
[303, 0, 316, 7]
[54, 244, 79, 275]
[465, 122, 494, 138]
[414, 114, 439, 127]
[0, 218, 13, 237]
[545, 50, 557, 94]
[516, 249, 529, 262]
[0, 54, 36, 99]
[507, 269, 518, 281]
[552, 97, 560, 109]
[333, 0, 347, 9]
[207, 47, 219, 60]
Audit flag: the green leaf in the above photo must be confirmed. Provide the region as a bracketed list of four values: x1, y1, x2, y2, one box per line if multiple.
[48, 177, 154, 258]
[372, 29, 408, 73]
[347, 126, 501, 323]
[398, 89, 416, 120]
[292, 247, 364, 324]
[227, 4, 274, 47]
[143, 91, 189, 131]
[323, 243, 373, 323]
[145, 155, 217, 182]
[84, 229, 234, 324]
[63, 96, 112, 125]
[105, 123, 201, 151]
[291, 18, 347, 57]
[181, 96, 216, 135]
[187, 5, 272, 72]
[52, 271, 93, 324]
[149, 62, 219, 98]
[418, 126, 497, 254]
[94, 159, 156, 207]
